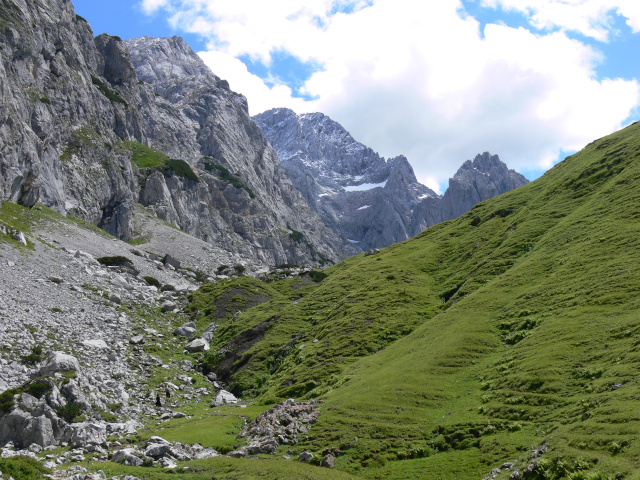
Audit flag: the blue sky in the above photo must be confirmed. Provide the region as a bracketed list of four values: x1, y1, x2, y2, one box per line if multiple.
[72, 0, 640, 194]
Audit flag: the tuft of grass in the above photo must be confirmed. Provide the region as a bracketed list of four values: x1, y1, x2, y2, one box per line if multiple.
[143, 275, 161, 288]
[121, 141, 169, 169]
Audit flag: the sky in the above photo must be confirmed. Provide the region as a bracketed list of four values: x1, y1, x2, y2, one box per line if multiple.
[72, 0, 640, 194]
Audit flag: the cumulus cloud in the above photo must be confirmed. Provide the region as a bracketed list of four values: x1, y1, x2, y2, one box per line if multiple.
[197, 50, 312, 115]
[482, 0, 640, 40]
[139, 0, 640, 184]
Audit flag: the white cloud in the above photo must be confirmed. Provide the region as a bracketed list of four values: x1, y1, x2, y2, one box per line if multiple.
[481, 0, 640, 40]
[197, 50, 313, 115]
[141, 0, 640, 185]
[140, 0, 171, 14]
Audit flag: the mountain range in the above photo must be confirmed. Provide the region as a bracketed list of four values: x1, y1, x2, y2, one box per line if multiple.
[254, 108, 528, 250]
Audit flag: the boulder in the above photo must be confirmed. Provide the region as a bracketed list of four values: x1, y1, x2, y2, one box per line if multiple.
[185, 338, 209, 352]
[129, 335, 144, 345]
[161, 300, 176, 312]
[12, 230, 27, 246]
[320, 453, 335, 468]
[145, 443, 171, 458]
[193, 447, 219, 459]
[174, 322, 196, 338]
[39, 352, 80, 376]
[112, 448, 144, 466]
[201, 322, 217, 341]
[299, 451, 313, 463]
[69, 423, 106, 447]
[162, 254, 181, 269]
[212, 390, 237, 406]
[108, 293, 122, 304]
[81, 339, 109, 350]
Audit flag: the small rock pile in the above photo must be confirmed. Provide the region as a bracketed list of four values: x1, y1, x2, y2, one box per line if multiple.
[234, 399, 320, 456]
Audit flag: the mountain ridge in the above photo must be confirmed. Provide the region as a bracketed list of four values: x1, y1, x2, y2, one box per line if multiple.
[254, 107, 529, 250]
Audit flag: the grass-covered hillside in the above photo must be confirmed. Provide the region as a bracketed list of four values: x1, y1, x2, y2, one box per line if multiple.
[186, 121, 640, 479]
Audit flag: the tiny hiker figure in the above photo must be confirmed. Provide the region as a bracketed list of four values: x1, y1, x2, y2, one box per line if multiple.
[156, 393, 162, 407]
[166, 386, 171, 399]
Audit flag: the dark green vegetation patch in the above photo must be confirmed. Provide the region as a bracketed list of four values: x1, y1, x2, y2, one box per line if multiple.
[161, 159, 198, 182]
[90, 75, 127, 106]
[120, 141, 198, 181]
[97, 255, 133, 267]
[184, 121, 640, 479]
[0, 456, 50, 480]
[203, 160, 255, 198]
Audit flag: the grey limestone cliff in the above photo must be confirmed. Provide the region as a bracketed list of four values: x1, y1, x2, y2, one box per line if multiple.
[0, 0, 349, 266]
[254, 109, 529, 250]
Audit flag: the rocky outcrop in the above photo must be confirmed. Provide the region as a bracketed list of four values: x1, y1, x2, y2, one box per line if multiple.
[0, 0, 348, 266]
[234, 399, 321, 456]
[255, 109, 529, 250]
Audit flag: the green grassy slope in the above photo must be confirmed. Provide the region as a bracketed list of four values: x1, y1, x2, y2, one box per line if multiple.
[188, 121, 640, 479]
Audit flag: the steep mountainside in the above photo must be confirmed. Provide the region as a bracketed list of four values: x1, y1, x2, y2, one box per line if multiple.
[186, 120, 640, 479]
[254, 108, 528, 250]
[0, 0, 349, 267]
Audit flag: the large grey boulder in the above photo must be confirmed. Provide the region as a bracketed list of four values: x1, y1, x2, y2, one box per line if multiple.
[0, 409, 54, 448]
[174, 321, 196, 338]
[69, 422, 106, 447]
[185, 338, 209, 352]
[212, 390, 237, 406]
[112, 448, 144, 466]
[39, 352, 80, 376]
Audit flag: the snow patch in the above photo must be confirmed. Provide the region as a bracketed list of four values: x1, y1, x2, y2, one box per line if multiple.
[357, 205, 371, 210]
[344, 180, 387, 192]
[347, 239, 360, 243]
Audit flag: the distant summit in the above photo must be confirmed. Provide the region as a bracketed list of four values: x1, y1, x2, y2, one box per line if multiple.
[254, 108, 529, 249]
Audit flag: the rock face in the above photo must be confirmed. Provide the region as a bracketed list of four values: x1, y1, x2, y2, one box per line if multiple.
[254, 108, 529, 250]
[0, 0, 348, 266]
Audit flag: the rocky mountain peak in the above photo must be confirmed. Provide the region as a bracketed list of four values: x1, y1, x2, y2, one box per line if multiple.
[256, 110, 529, 250]
[437, 152, 529, 221]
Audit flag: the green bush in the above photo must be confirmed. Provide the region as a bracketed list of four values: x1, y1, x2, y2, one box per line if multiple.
[23, 379, 52, 399]
[143, 275, 161, 287]
[289, 229, 304, 243]
[97, 255, 133, 267]
[56, 401, 83, 422]
[0, 456, 50, 480]
[21, 345, 43, 365]
[161, 159, 199, 182]
[0, 388, 18, 413]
